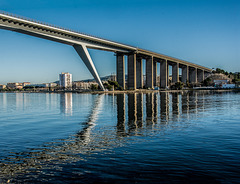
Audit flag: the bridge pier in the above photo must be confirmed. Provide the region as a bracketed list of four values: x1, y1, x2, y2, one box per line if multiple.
[172, 62, 179, 84]
[116, 53, 125, 89]
[160, 60, 168, 88]
[153, 61, 157, 87]
[197, 69, 204, 83]
[136, 57, 143, 89]
[128, 53, 137, 90]
[189, 67, 197, 84]
[182, 65, 189, 84]
[146, 56, 154, 89]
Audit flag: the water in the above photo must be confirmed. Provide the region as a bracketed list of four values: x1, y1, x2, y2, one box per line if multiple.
[0, 91, 240, 183]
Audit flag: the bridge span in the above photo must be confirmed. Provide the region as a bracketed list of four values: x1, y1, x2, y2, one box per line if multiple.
[0, 11, 212, 90]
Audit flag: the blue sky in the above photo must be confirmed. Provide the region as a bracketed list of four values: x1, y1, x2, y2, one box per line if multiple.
[0, 0, 239, 84]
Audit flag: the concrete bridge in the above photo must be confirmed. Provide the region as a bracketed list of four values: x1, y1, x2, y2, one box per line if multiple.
[0, 11, 212, 90]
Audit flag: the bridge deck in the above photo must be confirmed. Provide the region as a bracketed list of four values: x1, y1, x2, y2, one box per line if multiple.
[0, 11, 212, 72]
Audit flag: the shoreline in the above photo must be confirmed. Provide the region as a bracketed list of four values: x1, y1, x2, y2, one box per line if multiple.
[0, 88, 240, 94]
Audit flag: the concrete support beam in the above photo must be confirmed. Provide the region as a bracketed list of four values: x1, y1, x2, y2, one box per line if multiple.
[116, 53, 125, 90]
[73, 44, 104, 90]
[172, 63, 179, 83]
[128, 53, 137, 90]
[182, 65, 189, 84]
[197, 69, 204, 83]
[189, 67, 197, 83]
[146, 56, 154, 89]
[160, 60, 168, 88]
[153, 61, 157, 87]
[136, 58, 143, 89]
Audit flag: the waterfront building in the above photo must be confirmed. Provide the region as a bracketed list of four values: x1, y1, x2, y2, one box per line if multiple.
[22, 82, 31, 87]
[73, 81, 98, 90]
[7, 83, 23, 89]
[59, 72, 72, 88]
[0, 84, 6, 90]
[43, 83, 58, 88]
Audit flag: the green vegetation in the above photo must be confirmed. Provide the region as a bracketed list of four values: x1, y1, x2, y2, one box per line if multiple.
[171, 82, 184, 90]
[214, 68, 240, 81]
[202, 78, 212, 86]
[90, 84, 99, 90]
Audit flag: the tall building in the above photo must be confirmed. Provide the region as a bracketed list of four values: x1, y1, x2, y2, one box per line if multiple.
[59, 72, 72, 88]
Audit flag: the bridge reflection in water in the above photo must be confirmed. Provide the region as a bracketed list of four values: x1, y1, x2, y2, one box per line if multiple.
[116, 92, 208, 135]
[0, 91, 214, 182]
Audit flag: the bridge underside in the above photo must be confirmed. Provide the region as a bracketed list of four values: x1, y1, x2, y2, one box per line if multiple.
[0, 12, 212, 90]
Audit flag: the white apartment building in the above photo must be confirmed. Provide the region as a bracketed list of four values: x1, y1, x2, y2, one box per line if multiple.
[59, 72, 72, 88]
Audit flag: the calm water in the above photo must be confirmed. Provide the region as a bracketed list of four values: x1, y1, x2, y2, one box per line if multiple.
[0, 91, 240, 183]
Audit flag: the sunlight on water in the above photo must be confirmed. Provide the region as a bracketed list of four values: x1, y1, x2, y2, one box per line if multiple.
[0, 91, 240, 183]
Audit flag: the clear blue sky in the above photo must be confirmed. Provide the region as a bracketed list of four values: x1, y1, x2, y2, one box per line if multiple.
[0, 0, 239, 84]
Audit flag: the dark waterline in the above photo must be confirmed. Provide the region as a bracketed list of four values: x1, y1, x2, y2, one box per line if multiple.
[0, 91, 240, 183]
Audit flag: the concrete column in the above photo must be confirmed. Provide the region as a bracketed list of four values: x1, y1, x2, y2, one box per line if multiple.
[153, 61, 157, 87]
[116, 53, 125, 89]
[182, 65, 189, 84]
[128, 53, 137, 90]
[146, 56, 153, 89]
[189, 67, 197, 83]
[136, 58, 143, 89]
[160, 60, 168, 88]
[197, 69, 204, 83]
[172, 63, 179, 83]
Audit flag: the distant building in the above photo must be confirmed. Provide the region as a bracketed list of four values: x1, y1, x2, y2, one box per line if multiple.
[73, 81, 98, 90]
[59, 72, 72, 88]
[43, 83, 57, 88]
[0, 84, 6, 90]
[7, 83, 23, 89]
[22, 82, 31, 86]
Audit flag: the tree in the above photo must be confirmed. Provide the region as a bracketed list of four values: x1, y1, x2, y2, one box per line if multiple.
[108, 80, 119, 89]
[90, 84, 98, 90]
[202, 78, 211, 86]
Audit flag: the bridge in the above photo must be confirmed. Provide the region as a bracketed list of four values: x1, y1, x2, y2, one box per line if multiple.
[0, 11, 212, 90]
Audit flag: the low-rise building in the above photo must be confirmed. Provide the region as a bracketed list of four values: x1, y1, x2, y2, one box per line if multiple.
[22, 82, 31, 86]
[7, 83, 23, 89]
[73, 81, 97, 90]
[0, 84, 6, 90]
[43, 83, 58, 88]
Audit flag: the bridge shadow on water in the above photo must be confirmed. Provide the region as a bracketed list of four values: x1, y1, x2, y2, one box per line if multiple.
[0, 91, 235, 183]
